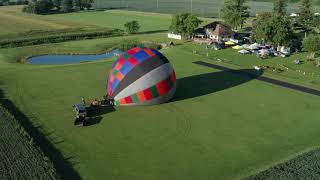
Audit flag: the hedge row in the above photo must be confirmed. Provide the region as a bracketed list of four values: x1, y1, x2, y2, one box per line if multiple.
[0, 29, 124, 48]
[117, 40, 162, 51]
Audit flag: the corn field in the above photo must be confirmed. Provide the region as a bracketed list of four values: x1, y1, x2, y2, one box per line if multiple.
[0, 106, 58, 180]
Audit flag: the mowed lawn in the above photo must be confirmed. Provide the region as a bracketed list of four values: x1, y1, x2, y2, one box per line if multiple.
[0, 34, 320, 179]
[183, 44, 320, 90]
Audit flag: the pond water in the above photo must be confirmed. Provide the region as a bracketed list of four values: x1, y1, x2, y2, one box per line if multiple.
[28, 49, 124, 64]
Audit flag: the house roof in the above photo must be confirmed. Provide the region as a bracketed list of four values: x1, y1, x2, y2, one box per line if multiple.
[210, 24, 234, 37]
[195, 21, 234, 37]
[202, 21, 221, 29]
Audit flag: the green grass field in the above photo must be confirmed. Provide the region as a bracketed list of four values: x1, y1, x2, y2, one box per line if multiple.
[1, 6, 320, 180]
[1, 33, 320, 179]
[51, 10, 214, 33]
[187, 45, 320, 90]
[93, 0, 320, 17]
[0, 6, 213, 41]
[51, 10, 172, 32]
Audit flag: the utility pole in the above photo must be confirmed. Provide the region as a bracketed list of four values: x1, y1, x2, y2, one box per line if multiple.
[190, 0, 193, 14]
[157, 0, 159, 9]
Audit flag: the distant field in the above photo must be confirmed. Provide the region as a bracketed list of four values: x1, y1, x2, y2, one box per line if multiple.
[93, 0, 320, 17]
[0, 6, 81, 35]
[51, 10, 172, 32]
[0, 6, 212, 37]
[51, 10, 214, 32]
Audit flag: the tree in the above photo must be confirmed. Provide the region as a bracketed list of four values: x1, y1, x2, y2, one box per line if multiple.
[272, 15, 294, 46]
[185, 14, 202, 37]
[299, 0, 313, 37]
[23, 0, 53, 14]
[169, 13, 202, 39]
[273, 0, 287, 16]
[303, 34, 320, 52]
[80, 0, 93, 9]
[220, 0, 249, 30]
[52, 0, 61, 10]
[72, 0, 81, 10]
[313, 15, 320, 28]
[61, 0, 73, 12]
[124, 21, 140, 34]
[303, 34, 320, 61]
[253, 12, 293, 46]
[252, 13, 274, 43]
[299, 0, 313, 24]
[22, 2, 36, 13]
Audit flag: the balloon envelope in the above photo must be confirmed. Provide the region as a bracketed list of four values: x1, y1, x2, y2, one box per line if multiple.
[107, 47, 176, 106]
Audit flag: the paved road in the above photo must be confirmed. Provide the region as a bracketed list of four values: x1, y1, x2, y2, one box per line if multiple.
[193, 61, 320, 96]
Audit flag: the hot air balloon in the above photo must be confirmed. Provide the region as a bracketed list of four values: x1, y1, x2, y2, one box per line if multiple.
[107, 47, 176, 106]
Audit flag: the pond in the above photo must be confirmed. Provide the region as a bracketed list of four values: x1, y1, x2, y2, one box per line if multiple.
[28, 49, 124, 64]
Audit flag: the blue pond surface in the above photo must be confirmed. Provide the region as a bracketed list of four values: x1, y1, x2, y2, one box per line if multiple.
[28, 49, 124, 64]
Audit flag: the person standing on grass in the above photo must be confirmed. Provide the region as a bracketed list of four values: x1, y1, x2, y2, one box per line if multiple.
[81, 97, 86, 105]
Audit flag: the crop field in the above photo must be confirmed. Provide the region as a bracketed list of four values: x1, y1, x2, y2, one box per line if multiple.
[0, 6, 213, 45]
[93, 0, 320, 17]
[246, 148, 320, 179]
[52, 10, 172, 32]
[1, 32, 320, 179]
[0, 6, 83, 35]
[51, 10, 214, 32]
[0, 105, 58, 179]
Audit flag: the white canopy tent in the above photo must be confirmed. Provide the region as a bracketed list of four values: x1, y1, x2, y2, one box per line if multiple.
[238, 49, 250, 54]
[248, 43, 260, 50]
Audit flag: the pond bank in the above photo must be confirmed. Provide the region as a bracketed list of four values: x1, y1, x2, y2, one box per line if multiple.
[27, 49, 124, 65]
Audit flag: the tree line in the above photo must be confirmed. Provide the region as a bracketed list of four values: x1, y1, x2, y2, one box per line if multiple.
[169, 0, 320, 55]
[0, 0, 28, 6]
[23, 0, 93, 14]
[221, 0, 319, 47]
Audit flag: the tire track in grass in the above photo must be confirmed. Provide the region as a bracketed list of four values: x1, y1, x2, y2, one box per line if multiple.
[174, 106, 192, 137]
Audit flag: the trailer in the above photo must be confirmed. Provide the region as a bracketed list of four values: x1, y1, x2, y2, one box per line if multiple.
[73, 104, 88, 126]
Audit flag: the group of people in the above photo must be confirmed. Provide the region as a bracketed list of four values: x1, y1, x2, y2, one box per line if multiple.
[74, 94, 115, 127]
[103, 94, 115, 106]
[81, 93, 115, 107]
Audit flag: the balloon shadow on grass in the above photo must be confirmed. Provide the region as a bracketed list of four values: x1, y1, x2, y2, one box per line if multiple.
[172, 69, 263, 102]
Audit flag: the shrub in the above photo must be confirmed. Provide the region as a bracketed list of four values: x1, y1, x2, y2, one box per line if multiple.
[0, 29, 124, 48]
[303, 34, 320, 52]
[23, 0, 53, 14]
[124, 21, 140, 34]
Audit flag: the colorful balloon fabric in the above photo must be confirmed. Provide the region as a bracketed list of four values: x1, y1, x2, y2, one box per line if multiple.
[107, 47, 176, 106]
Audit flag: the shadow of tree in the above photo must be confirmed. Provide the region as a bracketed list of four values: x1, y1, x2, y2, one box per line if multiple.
[173, 68, 263, 102]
